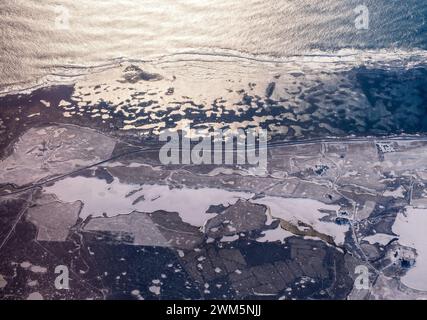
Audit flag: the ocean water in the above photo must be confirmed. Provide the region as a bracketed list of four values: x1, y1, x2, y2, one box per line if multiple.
[1, 0, 427, 92]
[1, 1, 427, 140]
